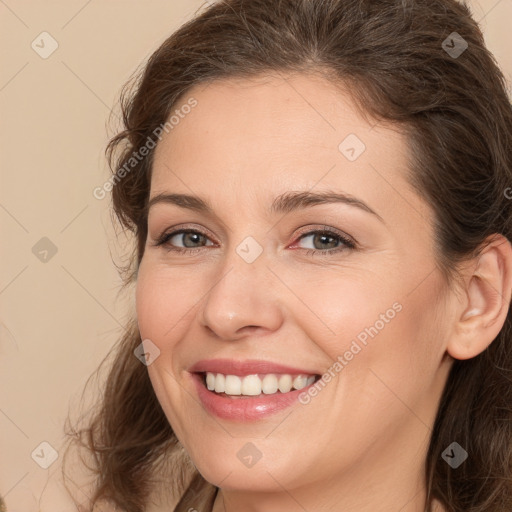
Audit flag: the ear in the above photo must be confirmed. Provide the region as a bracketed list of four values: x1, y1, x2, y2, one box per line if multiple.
[447, 234, 512, 360]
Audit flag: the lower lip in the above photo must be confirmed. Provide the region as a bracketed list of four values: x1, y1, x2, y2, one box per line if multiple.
[190, 373, 317, 421]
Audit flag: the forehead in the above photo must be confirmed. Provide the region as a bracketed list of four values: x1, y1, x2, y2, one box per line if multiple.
[150, 72, 424, 224]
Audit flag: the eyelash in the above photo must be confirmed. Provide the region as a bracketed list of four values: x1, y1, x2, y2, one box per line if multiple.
[152, 226, 357, 257]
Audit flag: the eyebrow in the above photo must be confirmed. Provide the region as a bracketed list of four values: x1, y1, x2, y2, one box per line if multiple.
[146, 190, 384, 223]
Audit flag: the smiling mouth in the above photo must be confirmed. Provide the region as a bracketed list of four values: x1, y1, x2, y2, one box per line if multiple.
[198, 371, 322, 397]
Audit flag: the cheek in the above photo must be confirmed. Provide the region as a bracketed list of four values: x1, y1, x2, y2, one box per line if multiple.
[135, 261, 189, 342]
[135, 262, 195, 432]
[333, 274, 448, 425]
[286, 269, 406, 362]
[299, 268, 447, 412]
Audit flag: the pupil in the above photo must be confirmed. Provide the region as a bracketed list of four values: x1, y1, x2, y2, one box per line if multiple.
[314, 233, 336, 250]
[185, 232, 202, 247]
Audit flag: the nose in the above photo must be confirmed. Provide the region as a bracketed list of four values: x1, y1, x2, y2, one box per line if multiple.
[199, 250, 284, 341]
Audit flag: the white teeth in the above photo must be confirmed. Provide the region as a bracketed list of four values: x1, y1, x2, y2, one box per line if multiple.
[278, 374, 292, 393]
[224, 375, 242, 395]
[206, 372, 216, 390]
[204, 372, 317, 396]
[241, 375, 261, 396]
[292, 375, 309, 390]
[262, 374, 278, 394]
[214, 373, 225, 393]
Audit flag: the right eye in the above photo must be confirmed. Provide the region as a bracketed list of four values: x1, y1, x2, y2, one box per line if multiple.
[154, 229, 215, 254]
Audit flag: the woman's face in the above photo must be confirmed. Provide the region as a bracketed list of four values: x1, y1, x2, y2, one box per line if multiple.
[136, 73, 454, 502]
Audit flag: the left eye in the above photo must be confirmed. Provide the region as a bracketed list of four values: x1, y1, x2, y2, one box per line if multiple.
[294, 230, 355, 251]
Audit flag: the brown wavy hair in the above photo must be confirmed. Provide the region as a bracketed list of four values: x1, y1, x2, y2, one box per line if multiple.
[64, 0, 512, 511]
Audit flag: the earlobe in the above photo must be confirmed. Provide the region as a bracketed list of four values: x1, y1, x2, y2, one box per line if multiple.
[447, 235, 512, 361]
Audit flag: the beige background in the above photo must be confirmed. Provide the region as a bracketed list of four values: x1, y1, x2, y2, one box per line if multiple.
[1, 0, 511, 509]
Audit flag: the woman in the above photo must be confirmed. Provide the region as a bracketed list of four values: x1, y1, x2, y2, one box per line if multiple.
[65, 0, 512, 511]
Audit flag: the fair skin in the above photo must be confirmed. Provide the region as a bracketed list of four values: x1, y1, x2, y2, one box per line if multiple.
[135, 72, 512, 512]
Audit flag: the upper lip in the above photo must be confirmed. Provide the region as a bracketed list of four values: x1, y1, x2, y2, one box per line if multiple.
[188, 358, 321, 376]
